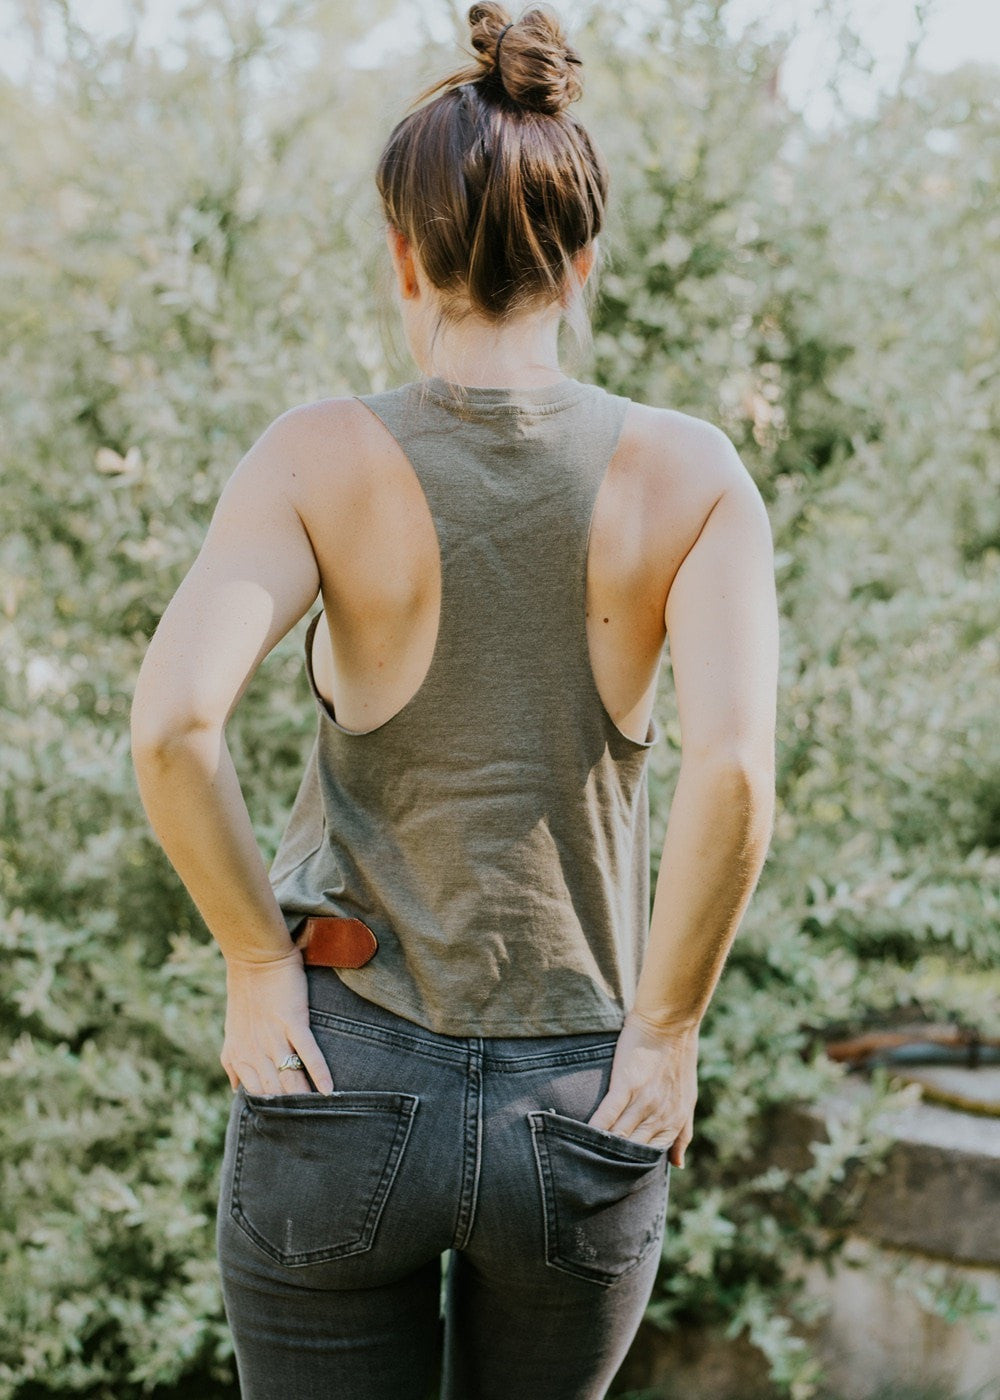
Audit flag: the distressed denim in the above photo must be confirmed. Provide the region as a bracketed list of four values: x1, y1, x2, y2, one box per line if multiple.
[216, 965, 671, 1400]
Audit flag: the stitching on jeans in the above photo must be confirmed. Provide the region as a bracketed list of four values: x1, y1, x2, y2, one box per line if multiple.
[526, 1110, 666, 1287]
[309, 1010, 468, 1065]
[451, 1042, 484, 1250]
[487, 1045, 619, 1072]
[540, 1108, 668, 1164]
[309, 1008, 619, 1072]
[228, 1095, 420, 1267]
[527, 1116, 557, 1272]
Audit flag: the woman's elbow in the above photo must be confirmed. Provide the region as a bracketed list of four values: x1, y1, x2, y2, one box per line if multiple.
[129, 691, 217, 760]
[682, 742, 774, 787]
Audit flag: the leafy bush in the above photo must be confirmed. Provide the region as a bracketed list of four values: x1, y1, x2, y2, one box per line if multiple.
[1, 2, 997, 1396]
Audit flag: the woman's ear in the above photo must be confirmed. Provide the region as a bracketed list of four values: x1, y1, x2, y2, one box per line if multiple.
[560, 240, 596, 309]
[384, 222, 402, 258]
[385, 224, 420, 300]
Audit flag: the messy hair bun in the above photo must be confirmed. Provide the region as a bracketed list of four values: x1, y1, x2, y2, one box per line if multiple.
[468, 3, 583, 115]
[374, 1, 607, 369]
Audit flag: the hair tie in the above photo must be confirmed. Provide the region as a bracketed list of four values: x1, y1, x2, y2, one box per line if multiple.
[495, 22, 513, 67]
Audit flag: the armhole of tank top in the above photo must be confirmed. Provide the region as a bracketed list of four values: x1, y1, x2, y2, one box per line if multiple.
[586, 391, 663, 758]
[303, 608, 342, 729]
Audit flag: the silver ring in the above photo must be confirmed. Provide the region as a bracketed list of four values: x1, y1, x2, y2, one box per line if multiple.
[276, 1052, 305, 1073]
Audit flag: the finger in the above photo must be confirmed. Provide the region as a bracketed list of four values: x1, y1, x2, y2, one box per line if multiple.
[276, 1077, 311, 1095]
[274, 1066, 312, 1095]
[272, 1032, 333, 1096]
[254, 1052, 305, 1103]
[260, 1049, 309, 1097]
[611, 1113, 680, 1150]
[600, 1091, 669, 1143]
[246, 1052, 313, 1098]
[586, 1090, 635, 1136]
[607, 1107, 655, 1143]
[675, 1109, 696, 1166]
[292, 1029, 335, 1094]
[238, 1062, 267, 1097]
[669, 1130, 692, 1169]
[623, 1115, 676, 1150]
[255, 1058, 286, 1096]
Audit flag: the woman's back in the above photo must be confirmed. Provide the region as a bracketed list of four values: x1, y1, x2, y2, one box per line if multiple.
[295, 379, 729, 745]
[269, 372, 732, 1036]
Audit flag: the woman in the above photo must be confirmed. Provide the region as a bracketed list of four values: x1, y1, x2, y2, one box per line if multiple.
[130, 4, 778, 1397]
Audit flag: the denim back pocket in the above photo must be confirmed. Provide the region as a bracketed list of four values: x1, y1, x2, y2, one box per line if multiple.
[230, 1088, 419, 1266]
[527, 1108, 670, 1287]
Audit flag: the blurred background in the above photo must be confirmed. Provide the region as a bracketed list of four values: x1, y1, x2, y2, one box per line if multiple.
[1, 2, 998, 1397]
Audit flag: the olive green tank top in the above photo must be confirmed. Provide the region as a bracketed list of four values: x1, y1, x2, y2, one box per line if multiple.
[269, 373, 662, 1036]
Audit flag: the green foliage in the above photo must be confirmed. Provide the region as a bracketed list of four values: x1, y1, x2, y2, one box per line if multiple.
[2, 1, 998, 1396]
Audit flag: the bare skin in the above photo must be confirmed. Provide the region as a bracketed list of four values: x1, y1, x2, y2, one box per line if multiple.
[131, 228, 777, 1168]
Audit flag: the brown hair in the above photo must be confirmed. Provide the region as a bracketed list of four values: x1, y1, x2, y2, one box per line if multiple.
[373, 3, 609, 401]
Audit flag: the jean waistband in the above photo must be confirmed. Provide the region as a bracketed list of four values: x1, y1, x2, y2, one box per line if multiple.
[304, 966, 622, 1069]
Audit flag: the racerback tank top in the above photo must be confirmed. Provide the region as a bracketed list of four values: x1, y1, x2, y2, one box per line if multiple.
[268, 373, 662, 1036]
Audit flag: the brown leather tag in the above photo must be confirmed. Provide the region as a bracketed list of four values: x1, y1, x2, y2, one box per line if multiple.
[298, 915, 379, 968]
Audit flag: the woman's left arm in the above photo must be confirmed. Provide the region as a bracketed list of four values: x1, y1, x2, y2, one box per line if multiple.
[130, 405, 323, 968]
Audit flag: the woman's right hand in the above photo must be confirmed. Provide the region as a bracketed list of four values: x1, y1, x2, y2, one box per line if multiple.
[585, 1012, 699, 1166]
[221, 948, 335, 1096]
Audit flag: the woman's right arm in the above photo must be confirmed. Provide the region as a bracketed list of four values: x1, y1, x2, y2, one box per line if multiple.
[586, 423, 778, 1163]
[633, 425, 778, 1032]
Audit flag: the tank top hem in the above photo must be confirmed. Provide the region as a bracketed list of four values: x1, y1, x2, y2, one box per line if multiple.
[329, 965, 628, 1038]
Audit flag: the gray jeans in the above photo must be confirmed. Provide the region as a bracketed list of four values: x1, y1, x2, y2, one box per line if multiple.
[216, 965, 670, 1400]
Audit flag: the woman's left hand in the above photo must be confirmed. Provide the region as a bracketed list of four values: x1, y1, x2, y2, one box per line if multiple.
[221, 948, 335, 1096]
[585, 1011, 699, 1167]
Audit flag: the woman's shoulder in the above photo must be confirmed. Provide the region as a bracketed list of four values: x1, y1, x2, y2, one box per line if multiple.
[240, 395, 395, 533]
[271, 392, 395, 468]
[617, 397, 754, 511]
[273, 392, 380, 440]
